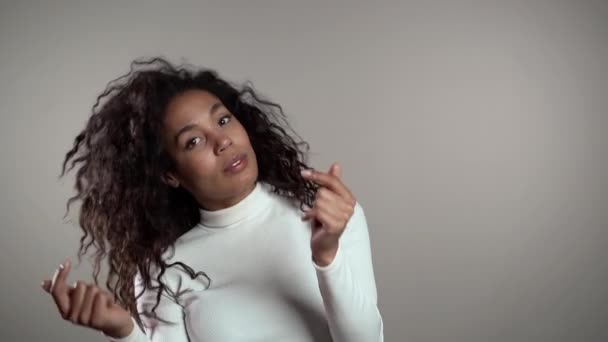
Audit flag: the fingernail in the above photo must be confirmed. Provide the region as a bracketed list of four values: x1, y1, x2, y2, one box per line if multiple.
[59, 259, 70, 270]
[301, 169, 312, 177]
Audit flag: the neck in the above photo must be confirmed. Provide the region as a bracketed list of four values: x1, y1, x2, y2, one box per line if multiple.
[198, 180, 273, 228]
[199, 181, 257, 211]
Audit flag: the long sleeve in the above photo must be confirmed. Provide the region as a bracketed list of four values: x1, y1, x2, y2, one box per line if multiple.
[103, 271, 191, 342]
[313, 201, 384, 342]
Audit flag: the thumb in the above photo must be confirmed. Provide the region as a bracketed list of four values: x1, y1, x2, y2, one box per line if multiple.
[329, 162, 342, 178]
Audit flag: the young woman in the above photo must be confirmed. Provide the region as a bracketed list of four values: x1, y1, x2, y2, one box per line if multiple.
[41, 57, 384, 342]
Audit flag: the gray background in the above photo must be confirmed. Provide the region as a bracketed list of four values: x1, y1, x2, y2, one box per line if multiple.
[1, 1, 607, 341]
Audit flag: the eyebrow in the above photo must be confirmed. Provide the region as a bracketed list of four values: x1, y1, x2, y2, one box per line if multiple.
[173, 102, 224, 145]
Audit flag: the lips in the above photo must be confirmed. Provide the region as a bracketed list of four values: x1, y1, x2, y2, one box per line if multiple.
[224, 153, 246, 171]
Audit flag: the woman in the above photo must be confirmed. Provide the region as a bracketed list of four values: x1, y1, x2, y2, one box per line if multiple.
[41, 57, 384, 342]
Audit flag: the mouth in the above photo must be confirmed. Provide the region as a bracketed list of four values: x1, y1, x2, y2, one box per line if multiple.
[224, 153, 247, 172]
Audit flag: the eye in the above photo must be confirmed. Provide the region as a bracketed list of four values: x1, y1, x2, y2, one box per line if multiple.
[185, 137, 202, 150]
[219, 114, 232, 126]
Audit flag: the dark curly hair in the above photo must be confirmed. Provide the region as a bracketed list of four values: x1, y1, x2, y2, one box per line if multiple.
[60, 56, 319, 331]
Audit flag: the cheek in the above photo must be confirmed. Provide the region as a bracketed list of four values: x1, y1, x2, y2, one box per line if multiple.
[177, 150, 219, 181]
[232, 120, 248, 139]
[237, 126, 254, 149]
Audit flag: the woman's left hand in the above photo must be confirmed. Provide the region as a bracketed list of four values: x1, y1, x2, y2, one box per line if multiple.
[301, 162, 357, 267]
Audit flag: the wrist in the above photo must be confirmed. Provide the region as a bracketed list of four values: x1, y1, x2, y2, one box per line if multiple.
[312, 244, 339, 267]
[104, 318, 134, 339]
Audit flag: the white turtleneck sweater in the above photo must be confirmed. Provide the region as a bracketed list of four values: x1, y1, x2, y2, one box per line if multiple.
[104, 181, 383, 342]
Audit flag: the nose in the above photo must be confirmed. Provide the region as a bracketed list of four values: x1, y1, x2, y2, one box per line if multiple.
[213, 132, 232, 155]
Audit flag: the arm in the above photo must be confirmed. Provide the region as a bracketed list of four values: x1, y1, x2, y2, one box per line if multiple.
[103, 271, 190, 342]
[313, 201, 384, 342]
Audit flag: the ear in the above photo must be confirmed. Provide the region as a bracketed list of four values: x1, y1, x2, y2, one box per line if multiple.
[161, 171, 180, 188]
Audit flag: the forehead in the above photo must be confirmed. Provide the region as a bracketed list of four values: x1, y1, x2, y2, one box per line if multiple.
[165, 89, 220, 125]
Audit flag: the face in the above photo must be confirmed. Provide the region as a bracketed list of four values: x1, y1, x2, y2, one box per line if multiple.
[161, 89, 258, 211]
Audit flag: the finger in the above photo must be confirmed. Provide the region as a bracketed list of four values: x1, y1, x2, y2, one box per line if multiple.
[68, 281, 87, 322]
[302, 209, 324, 230]
[301, 168, 354, 202]
[311, 199, 344, 233]
[302, 208, 316, 221]
[315, 187, 349, 207]
[303, 202, 339, 232]
[44, 278, 76, 295]
[41, 280, 52, 293]
[79, 284, 99, 325]
[303, 190, 351, 222]
[90, 292, 109, 328]
[50, 259, 72, 317]
[315, 189, 355, 220]
[309, 207, 342, 245]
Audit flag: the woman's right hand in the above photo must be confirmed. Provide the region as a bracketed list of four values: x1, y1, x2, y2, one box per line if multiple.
[41, 258, 135, 339]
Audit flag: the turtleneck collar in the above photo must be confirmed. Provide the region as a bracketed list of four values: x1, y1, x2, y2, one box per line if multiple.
[198, 181, 274, 229]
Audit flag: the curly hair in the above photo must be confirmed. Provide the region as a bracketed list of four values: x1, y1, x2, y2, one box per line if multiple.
[60, 56, 319, 331]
